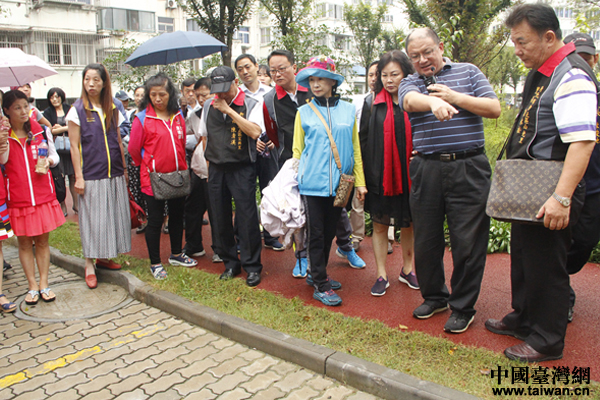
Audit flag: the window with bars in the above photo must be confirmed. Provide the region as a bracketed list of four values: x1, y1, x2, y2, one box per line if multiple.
[98, 8, 155, 32]
[261, 27, 270, 44]
[0, 32, 26, 50]
[158, 17, 174, 33]
[32, 32, 99, 66]
[236, 27, 250, 44]
[383, 14, 393, 23]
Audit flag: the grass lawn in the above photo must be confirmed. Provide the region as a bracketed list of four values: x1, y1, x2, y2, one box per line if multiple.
[48, 221, 599, 400]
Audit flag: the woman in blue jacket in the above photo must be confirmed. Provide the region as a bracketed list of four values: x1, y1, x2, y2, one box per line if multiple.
[292, 56, 367, 306]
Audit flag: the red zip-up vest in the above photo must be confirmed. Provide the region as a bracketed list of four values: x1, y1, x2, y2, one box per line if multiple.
[3, 118, 56, 208]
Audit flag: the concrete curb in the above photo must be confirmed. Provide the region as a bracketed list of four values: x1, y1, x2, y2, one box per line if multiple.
[49, 247, 478, 400]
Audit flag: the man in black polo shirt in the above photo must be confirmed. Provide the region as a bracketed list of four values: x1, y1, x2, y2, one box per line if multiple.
[399, 28, 501, 333]
[201, 66, 264, 287]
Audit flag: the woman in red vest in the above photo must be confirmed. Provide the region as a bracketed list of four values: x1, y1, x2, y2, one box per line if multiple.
[0, 90, 64, 305]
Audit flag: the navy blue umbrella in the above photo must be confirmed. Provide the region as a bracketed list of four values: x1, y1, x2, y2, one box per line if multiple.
[125, 30, 227, 67]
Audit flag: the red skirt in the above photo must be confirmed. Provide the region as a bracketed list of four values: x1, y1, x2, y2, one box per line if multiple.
[9, 199, 66, 237]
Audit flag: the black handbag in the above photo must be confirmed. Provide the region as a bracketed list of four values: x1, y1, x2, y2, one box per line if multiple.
[51, 167, 67, 203]
[149, 170, 190, 200]
[486, 138, 563, 225]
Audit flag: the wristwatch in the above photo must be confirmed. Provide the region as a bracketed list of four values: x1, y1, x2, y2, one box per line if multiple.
[552, 192, 571, 207]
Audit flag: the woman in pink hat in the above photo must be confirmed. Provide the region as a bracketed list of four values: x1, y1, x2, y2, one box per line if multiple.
[292, 55, 367, 306]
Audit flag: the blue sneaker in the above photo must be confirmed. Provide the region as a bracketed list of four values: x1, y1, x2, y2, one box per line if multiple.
[336, 247, 366, 269]
[306, 273, 341, 290]
[292, 258, 308, 278]
[313, 289, 342, 306]
[168, 253, 198, 267]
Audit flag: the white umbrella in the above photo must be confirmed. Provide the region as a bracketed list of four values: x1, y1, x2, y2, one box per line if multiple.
[0, 47, 58, 87]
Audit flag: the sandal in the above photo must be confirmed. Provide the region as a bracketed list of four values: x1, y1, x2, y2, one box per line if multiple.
[0, 294, 16, 313]
[25, 290, 39, 305]
[40, 288, 56, 302]
[150, 264, 167, 280]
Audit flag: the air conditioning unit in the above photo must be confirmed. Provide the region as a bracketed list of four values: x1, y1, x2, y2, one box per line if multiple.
[166, 0, 177, 9]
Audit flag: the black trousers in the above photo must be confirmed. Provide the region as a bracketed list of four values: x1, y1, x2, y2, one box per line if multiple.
[567, 192, 600, 306]
[208, 163, 262, 274]
[304, 195, 343, 292]
[256, 153, 280, 244]
[184, 173, 216, 254]
[144, 194, 185, 265]
[409, 154, 491, 316]
[502, 183, 585, 355]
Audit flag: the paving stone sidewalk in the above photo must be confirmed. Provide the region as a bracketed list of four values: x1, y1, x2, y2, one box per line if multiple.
[0, 245, 379, 400]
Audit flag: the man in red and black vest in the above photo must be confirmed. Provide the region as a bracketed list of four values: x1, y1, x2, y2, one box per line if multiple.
[200, 66, 264, 287]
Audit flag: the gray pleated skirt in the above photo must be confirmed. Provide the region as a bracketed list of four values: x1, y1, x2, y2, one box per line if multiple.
[78, 175, 131, 259]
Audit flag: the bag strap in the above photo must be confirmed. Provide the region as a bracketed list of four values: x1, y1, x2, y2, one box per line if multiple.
[307, 101, 343, 172]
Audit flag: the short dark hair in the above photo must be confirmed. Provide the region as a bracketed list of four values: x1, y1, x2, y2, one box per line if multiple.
[235, 54, 257, 69]
[368, 60, 379, 70]
[258, 64, 270, 75]
[134, 86, 144, 95]
[505, 3, 562, 40]
[405, 28, 441, 50]
[374, 50, 415, 95]
[3, 90, 32, 135]
[181, 77, 197, 89]
[47, 87, 66, 104]
[141, 72, 180, 114]
[194, 77, 211, 90]
[267, 50, 295, 65]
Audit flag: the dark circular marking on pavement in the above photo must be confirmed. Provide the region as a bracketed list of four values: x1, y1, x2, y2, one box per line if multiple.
[14, 279, 133, 323]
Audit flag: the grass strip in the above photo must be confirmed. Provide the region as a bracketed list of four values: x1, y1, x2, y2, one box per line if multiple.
[49, 222, 599, 399]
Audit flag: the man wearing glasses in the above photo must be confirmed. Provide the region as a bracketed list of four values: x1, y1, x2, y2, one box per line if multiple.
[399, 28, 501, 334]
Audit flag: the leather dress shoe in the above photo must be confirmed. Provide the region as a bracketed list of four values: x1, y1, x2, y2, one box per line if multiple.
[504, 342, 562, 363]
[485, 319, 527, 341]
[246, 272, 261, 287]
[219, 269, 240, 280]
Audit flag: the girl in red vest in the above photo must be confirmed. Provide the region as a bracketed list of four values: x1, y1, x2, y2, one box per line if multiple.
[1, 90, 65, 305]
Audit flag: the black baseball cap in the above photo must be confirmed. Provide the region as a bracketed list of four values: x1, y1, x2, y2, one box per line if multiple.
[115, 90, 131, 102]
[564, 32, 596, 55]
[210, 66, 236, 94]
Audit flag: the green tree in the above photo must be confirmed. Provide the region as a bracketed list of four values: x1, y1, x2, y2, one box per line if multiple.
[102, 37, 193, 92]
[402, 0, 513, 68]
[343, 2, 386, 86]
[381, 28, 406, 53]
[483, 45, 524, 94]
[259, 0, 312, 37]
[178, 0, 254, 67]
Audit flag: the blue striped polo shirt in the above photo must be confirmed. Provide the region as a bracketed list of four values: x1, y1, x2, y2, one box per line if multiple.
[398, 60, 497, 154]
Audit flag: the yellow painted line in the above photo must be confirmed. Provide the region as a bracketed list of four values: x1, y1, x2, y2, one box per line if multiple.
[0, 324, 166, 389]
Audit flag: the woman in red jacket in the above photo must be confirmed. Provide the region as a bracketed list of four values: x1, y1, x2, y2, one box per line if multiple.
[128, 73, 197, 279]
[1, 90, 65, 305]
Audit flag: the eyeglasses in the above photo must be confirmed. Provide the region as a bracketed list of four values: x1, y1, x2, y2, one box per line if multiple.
[408, 48, 436, 62]
[270, 65, 292, 76]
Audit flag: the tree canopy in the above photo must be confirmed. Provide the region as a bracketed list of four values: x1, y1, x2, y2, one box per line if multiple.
[402, 0, 513, 68]
[178, 0, 254, 67]
[343, 2, 387, 86]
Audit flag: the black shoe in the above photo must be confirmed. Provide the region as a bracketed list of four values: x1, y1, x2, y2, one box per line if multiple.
[413, 301, 449, 319]
[443, 311, 474, 333]
[202, 219, 209, 225]
[246, 272, 261, 287]
[219, 269, 239, 280]
[3, 260, 11, 272]
[567, 306, 574, 323]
